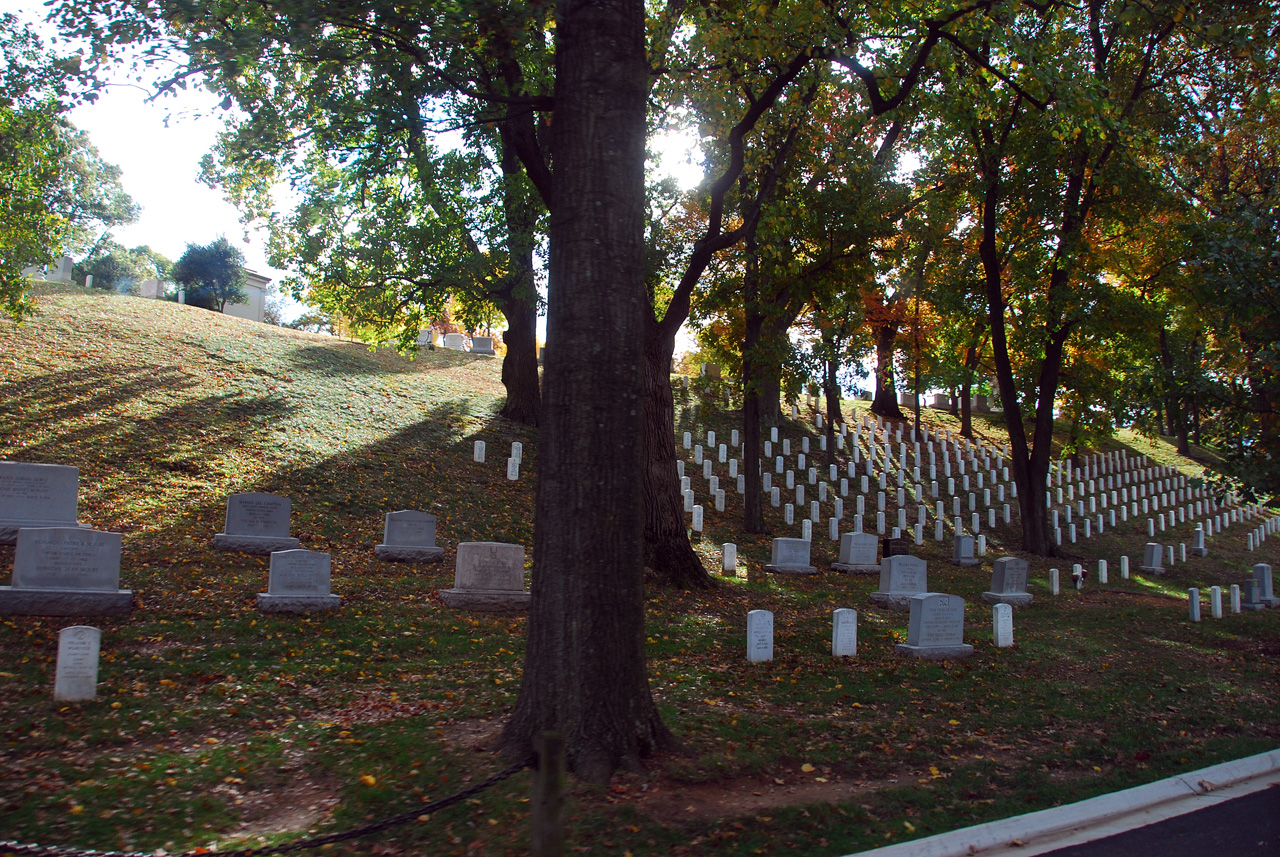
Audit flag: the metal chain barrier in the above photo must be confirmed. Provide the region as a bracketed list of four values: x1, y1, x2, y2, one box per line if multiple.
[0, 756, 534, 857]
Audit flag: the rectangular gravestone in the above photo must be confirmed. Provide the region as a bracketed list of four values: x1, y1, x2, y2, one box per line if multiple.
[746, 609, 773, 662]
[1253, 563, 1278, 607]
[1191, 526, 1207, 557]
[1, 527, 132, 616]
[833, 532, 879, 574]
[439, 542, 529, 611]
[257, 549, 340, 613]
[952, 533, 978, 566]
[832, 608, 858, 656]
[870, 554, 928, 611]
[374, 510, 444, 563]
[212, 493, 300, 554]
[443, 332, 467, 350]
[895, 593, 974, 660]
[765, 537, 816, 574]
[993, 603, 1014, 648]
[54, 625, 101, 701]
[1136, 541, 1165, 575]
[0, 461, 82, 544]
[982, 556, 1033, 606]
[470, 336, 496, 356]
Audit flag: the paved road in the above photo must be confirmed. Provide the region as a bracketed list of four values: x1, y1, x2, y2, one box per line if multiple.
[1042, 784, 1280, 856]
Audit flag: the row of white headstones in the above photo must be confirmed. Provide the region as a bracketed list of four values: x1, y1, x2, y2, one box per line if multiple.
[673, 411, 1259, 559]
[742, 600, 1012, 663]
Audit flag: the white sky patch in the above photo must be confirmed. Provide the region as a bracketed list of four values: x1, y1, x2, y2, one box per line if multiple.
[649, 126, 706, 191]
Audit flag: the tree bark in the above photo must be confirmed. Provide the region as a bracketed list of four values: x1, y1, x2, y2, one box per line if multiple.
[495, 140, 542, 426]
[871, 322, 904, 418]
[979, 168, 1055, 556]
[503, 0, 675, 782]
[642, 328, 715, 587]
[497, 291, 541, 425]
[823, 351, 840, 465]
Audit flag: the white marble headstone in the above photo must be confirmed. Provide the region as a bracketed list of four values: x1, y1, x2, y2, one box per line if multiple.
[747, 610, 774, 662]
[54, 625, 101, 701]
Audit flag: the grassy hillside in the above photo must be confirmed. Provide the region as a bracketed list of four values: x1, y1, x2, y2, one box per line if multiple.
[1, 286, 1277, 857]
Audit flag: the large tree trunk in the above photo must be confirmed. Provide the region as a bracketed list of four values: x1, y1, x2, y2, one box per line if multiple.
[497, 292, 541, 425]
[642, 329, 714, 587]
[980, 170, 1055, 556]
[503, 0, 675, 782]
[871, 322, 904, 418]
[495, 141, 542, 426]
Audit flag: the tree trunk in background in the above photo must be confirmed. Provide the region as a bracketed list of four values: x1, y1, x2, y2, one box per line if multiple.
[871, 322, 904, 418]
[496, 142, 542, 426]
[503, 0, 676, 782]
[498, 291, 541, 425]
[642, 330, 714, 587]
[960, 340, 980, 439]
[824, 353, 840, 466]
[741, 243, 768, 534]
[980, 172, 1055, 556]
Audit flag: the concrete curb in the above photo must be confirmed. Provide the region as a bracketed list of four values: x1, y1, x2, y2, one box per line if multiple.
[841, 748, 1280, 857]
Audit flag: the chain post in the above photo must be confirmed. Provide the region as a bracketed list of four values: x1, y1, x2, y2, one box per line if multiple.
[531, 732, 565, 857]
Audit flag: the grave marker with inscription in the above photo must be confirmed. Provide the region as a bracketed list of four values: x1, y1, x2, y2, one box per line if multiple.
[831, 608, 858, 656]
[832, 532, 879, 574]
[764, 537, 816, 575]
[1253, 563, 1278, 608]
[869, 554, 928, 611]
[0, 527, 132, 616]
[0, 461, 82, 544]
[439, 542, 530, 611]
[894, 593, 974, 660]
[992, 603, 1014, 648]
[746, 610, 773, 662]
[212, 493, 300, 554]
[981, 556, 1034, 606]
[54, 626, 101, 701]
[1138, 541, 1165, 575]
[257, 549, 340, 613]
[374, 510, 445, 563]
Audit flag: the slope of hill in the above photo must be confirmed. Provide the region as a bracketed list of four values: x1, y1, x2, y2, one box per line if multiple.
[1, 286, 1277, 857]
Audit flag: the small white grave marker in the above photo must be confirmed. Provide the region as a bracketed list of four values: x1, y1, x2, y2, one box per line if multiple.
[54, 625, 101, 701]
[831, 608, 858, 657]
[993, 603, 1014, 648]
[722, 543, 737, 573]
[473, 441, 486, 463]
[746, 610, 774, 663]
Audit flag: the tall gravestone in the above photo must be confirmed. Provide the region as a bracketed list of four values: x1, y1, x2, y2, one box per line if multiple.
[832, 532, 879, 574]
[746, 610, 773, 662]
[869, 555, 928, 611]
[54, 625, 101, 701]
[0, 528, 132, 616]
[0, 461, 82, 544]
[1138, 542, 1165, 575]
[992, 603, 1014, 648]
[373, 510, 444, 563]
[981, 557, 1033, 606]
[764, 537, 816, 575]
[439, 542, 530, 611]
[951, 532, 978, 567]
[895, 593, 974, 660]
[212, 493, 300, 554]
[257, 549, 340, 613]
[1253, 563, 1278, 608]
[831, 608, 858, 656]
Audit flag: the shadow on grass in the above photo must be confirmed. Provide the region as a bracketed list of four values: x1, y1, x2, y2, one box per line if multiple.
[0, 362, 298, 476]
[284, 342, 482, 378]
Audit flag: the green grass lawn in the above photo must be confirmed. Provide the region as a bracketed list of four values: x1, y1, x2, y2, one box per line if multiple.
[1, 286, 1277, 856]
